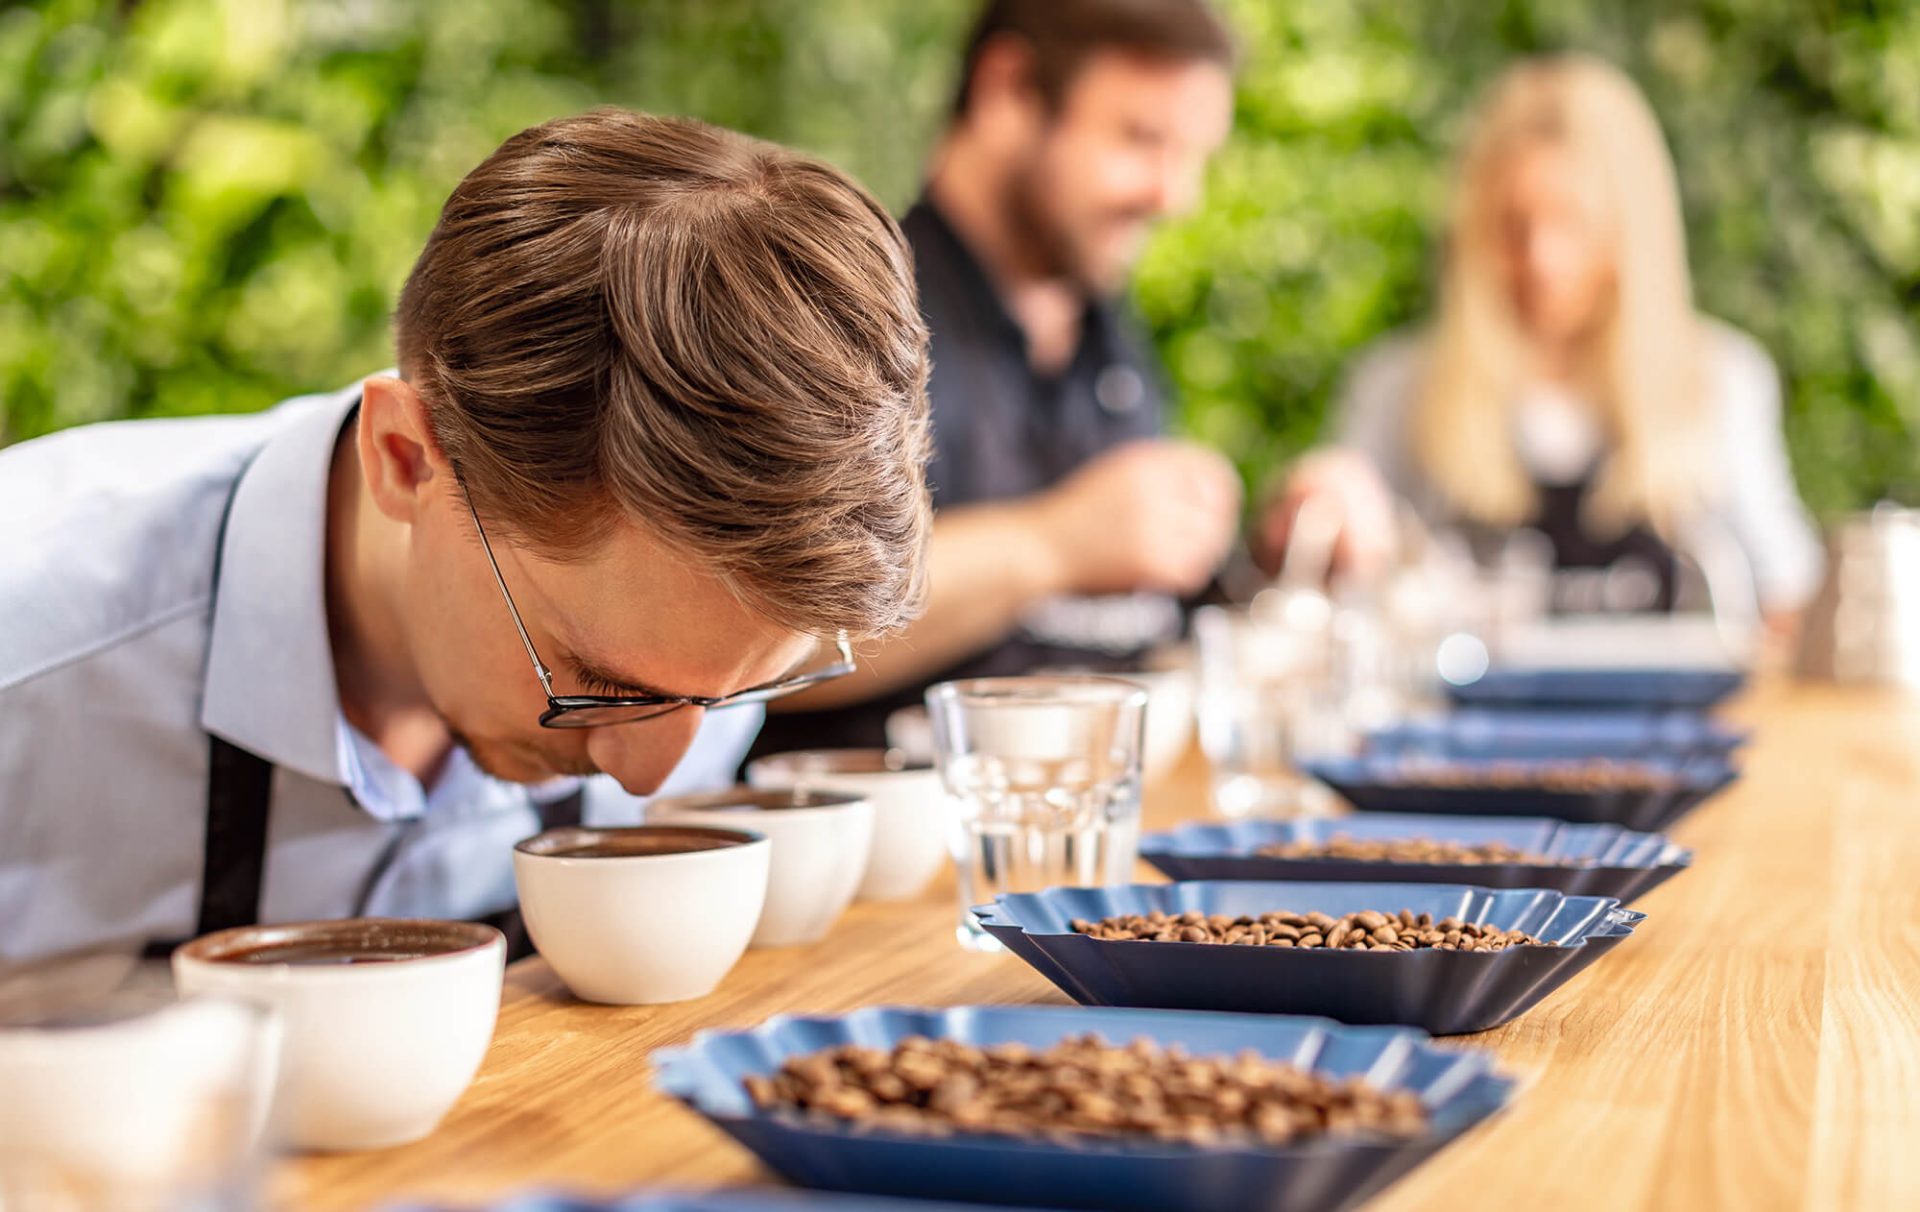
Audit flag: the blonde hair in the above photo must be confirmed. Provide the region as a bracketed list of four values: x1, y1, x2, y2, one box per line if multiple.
[1412, 55, 1708, 535]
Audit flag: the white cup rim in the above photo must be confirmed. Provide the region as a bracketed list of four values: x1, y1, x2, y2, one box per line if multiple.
[514, 824, 768, 864]
[647, 786, 869, 822]
[747, 749, 934, 778]
[172, 918, 502, 978]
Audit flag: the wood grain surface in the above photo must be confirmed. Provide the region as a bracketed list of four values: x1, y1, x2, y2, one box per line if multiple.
[279, 681, 1920, 1212]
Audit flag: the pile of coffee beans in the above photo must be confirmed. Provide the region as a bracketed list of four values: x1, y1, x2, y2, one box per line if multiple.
[1254, 835, 1564, 866]
[1070, 908, 1552, 952]
[743, 1033, 1428, 1147]
[1387, 758, 1675, 792]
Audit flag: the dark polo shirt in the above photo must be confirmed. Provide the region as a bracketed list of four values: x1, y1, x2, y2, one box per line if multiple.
[749, 198, 1179, 756]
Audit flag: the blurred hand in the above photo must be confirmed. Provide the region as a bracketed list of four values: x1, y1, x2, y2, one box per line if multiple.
[1031, 439, 1242, 596]
[1255, 449, 1399, 583]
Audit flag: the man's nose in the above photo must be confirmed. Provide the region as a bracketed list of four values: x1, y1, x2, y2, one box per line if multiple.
[584, 706, 707, 797]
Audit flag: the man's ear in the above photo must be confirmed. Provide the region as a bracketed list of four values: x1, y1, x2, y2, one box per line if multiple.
[358, 376, 448, 525]
[966, 34, 1046, 137]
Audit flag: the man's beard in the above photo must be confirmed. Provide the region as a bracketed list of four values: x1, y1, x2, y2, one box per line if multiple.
[1003, 161, 1081, 286]
[1002, 158, 1152, 297]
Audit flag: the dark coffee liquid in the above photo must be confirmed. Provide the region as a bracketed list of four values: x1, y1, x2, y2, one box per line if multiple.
[550, 835, 737, 858]
[222, 942, 443, 966]
[771, 752, 932, 776]
[518, 822, 759, 859]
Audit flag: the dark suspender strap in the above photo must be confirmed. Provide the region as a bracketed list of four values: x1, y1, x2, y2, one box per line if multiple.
[196, 735, 277, 935]
[539, 786, 585, 831]
[173, 776, 585, 965]
[156, 405, 586, 960]
[178, 404, 573, 956]
[142, 445, 276, 959]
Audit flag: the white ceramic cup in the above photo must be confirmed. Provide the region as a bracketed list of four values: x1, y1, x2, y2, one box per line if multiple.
[1123, 666, 1197, 780]
[171, 919, 504, 1153]
[746, 750, 948, 901]
[0, 992, 276, 1203]
[883, 704, 934, 765]
[513, 824, 769, 1006]
[647, 787, 872, 948]
[1030, 655, 1196, 782]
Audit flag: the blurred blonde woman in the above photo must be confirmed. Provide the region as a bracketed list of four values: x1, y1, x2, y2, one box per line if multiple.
[1277, 55, 1821, 624]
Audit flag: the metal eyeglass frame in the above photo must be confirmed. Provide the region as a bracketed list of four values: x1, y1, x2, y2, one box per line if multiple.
[464, 496, 854, 729]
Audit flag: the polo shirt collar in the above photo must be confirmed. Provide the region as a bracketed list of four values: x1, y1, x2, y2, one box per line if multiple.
[199, 382, 363, 787]
[904, 194, 1122, 370]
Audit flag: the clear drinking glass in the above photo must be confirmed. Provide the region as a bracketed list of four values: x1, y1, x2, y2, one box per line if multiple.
[926, 676, 1148, 952]
[1473, 531, 1555, 658]
[1193, 604, 1348, 819]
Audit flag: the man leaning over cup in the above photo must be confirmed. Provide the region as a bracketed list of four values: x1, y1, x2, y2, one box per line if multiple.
[0, 109, 931, 966]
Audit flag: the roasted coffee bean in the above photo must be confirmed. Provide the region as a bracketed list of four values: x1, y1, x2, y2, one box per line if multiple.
[746, 1033, 1428, 1148]
[1374, 757, 1676, 793]
[1071, 908, 1552, 952]
[1254, 835, 1571, 866]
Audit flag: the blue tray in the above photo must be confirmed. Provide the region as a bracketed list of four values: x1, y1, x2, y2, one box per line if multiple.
[974, 881, 1642, 1035]
[650, 1004, 1515, 1212]
[388, 1189, 1046, 1211]
[1445, 667, 1745, 710]
[1299, 753, 1738, 832]
[1140, 814, 1691, 904]
[1364, 709, 1748, 760]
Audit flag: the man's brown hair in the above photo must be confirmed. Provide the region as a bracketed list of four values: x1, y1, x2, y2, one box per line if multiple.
[951, 0, 1237, 118]
[396, 109, 931, 639]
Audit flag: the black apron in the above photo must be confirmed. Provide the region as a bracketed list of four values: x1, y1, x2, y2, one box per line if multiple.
[1531, 475, 1681, 614]
[1462, 470, 1683, 615]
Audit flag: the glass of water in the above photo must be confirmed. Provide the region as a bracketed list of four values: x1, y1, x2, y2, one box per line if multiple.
[925, 676, 1148, 952]
[1193, 604, 1349, 819]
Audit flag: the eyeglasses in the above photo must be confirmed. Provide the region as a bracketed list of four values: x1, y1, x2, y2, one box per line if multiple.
[464, 497, 855, 729]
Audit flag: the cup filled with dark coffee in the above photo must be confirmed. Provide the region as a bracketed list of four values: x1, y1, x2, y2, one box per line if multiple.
[747, 749, 947, 901]
[171, 918, 504, 1152]
[512, 824, 770, 1004]
[645, 789, 871, 948]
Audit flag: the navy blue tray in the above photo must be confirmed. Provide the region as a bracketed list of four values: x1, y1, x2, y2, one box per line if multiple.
[650, 1004, 1515, 1212]
[1140, 814, 1691, 904]
[388, 1189, 1047, 1211]
[974, 881, 1642, 1035]
[1299, 753, 1738, 832]
[1445, 667, 1745, 710]
[1364, 709, 1748, 760]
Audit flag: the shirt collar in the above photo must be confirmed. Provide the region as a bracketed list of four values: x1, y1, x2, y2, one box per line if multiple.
[200, 381, 364, 786]
[903, 194, 1122, 370]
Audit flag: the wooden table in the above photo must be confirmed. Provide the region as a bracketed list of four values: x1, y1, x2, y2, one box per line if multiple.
[282, 681, 1920, 1211]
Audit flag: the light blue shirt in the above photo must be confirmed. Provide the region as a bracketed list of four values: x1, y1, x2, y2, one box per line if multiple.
[0, 381, 761, 964]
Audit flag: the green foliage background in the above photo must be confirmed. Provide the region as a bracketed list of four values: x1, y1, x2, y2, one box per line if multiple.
[4, 0, 1917, 515]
